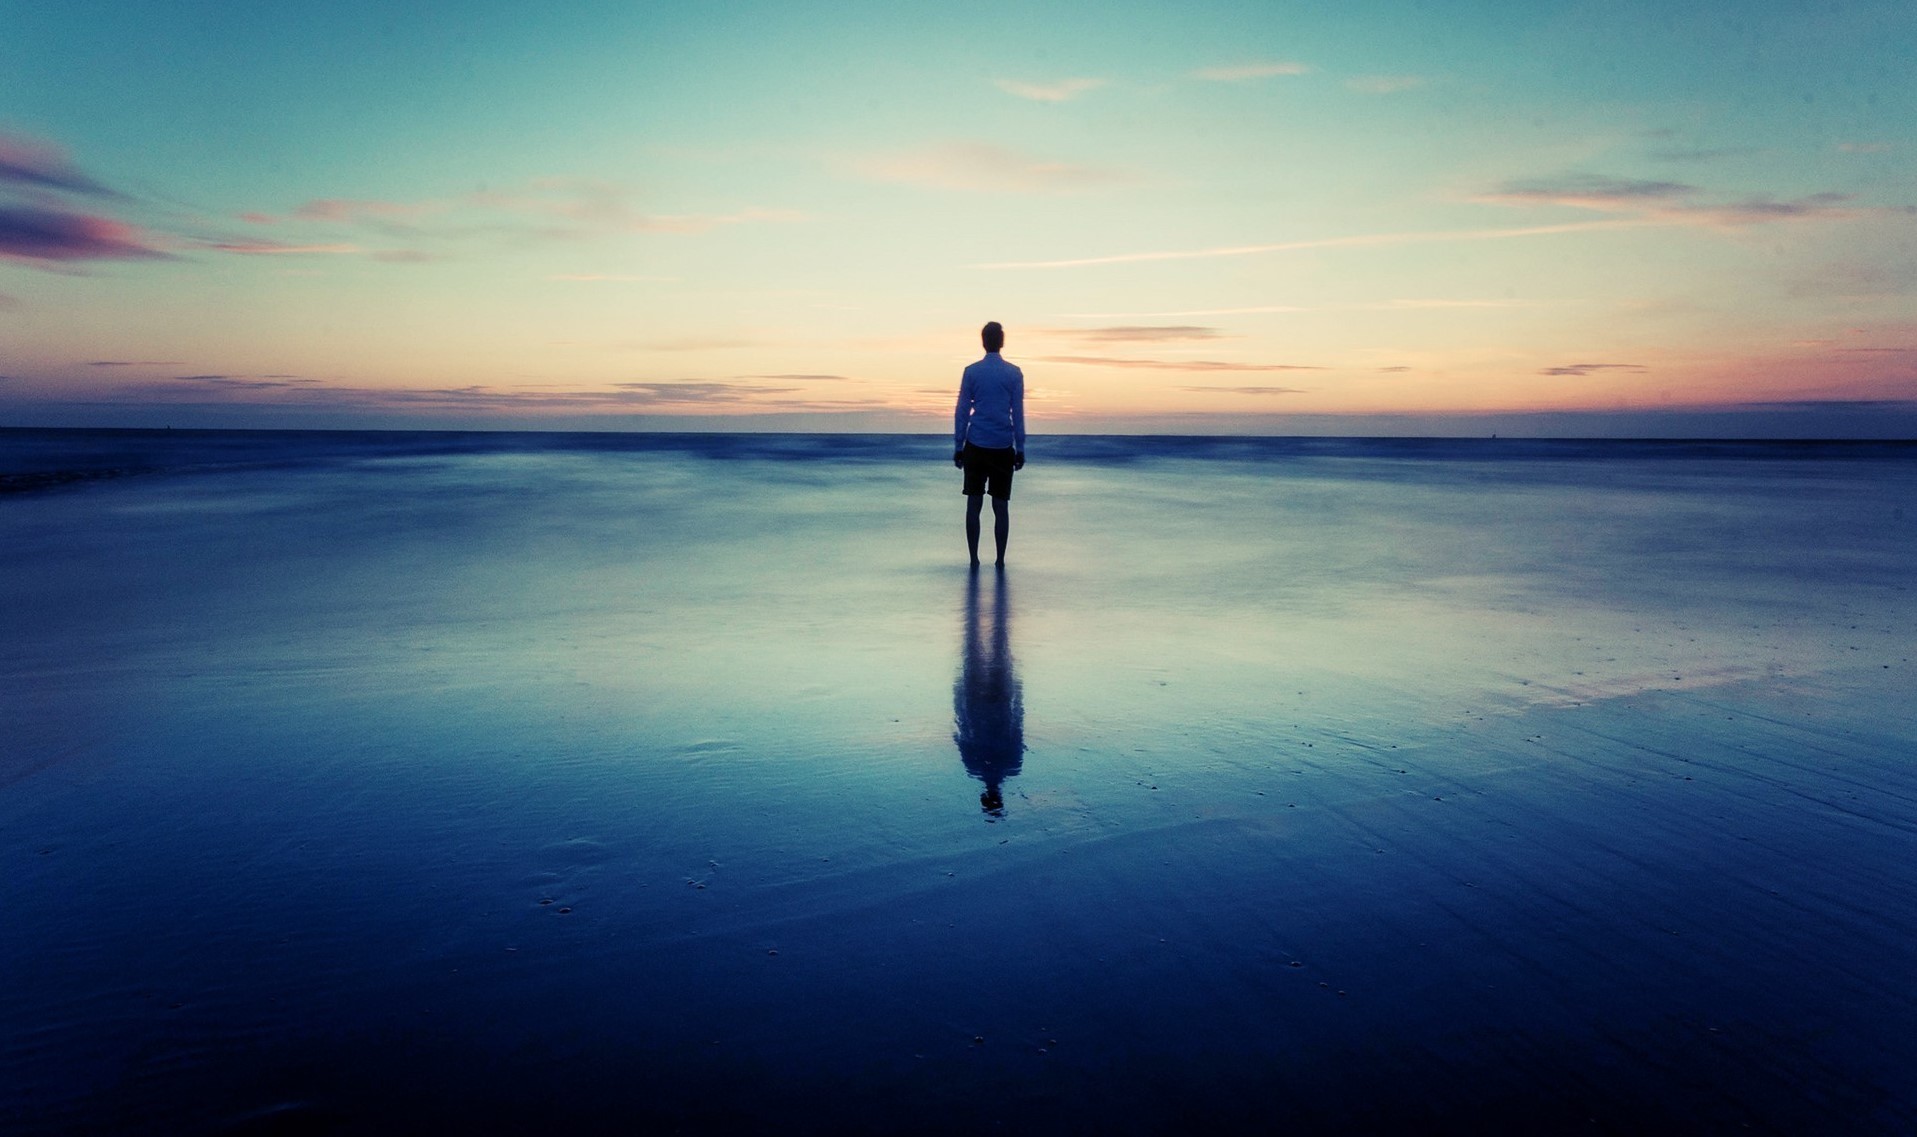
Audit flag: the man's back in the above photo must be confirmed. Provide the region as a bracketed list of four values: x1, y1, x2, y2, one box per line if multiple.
[955, 352, 1025, 451]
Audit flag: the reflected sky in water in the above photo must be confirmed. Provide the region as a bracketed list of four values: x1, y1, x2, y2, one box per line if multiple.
[4, 430, 1916, 1134]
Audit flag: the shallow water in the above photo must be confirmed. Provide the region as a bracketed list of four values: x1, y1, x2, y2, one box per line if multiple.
[4, 430, 1916, 1134]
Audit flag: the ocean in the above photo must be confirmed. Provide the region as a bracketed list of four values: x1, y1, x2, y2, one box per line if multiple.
[4, 428, 1915, 1134]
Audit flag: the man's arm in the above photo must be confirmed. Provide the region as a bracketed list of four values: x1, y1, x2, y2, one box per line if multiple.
[1011, 368, 1026, 467]
[954, 368, 973, 464]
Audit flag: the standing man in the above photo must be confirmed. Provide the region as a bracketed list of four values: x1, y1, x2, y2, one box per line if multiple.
[954, 321, 1025, 568]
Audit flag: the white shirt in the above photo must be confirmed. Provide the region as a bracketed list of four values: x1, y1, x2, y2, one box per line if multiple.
[954, 352, 1025, 451]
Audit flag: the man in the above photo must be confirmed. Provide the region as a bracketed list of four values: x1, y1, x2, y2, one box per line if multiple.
[953, 321, 1025, 567]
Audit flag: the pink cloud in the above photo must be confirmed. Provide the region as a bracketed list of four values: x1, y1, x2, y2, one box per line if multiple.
[1476, 175, 1863, 228]
[1037, 354, 1324, 372]
[201, 239, 363, 255]
[993, 77, 1106, 102]
[294, 198, 440, 224]
[0, 132, 115, 196]
[0, 205, 167, 263]
[857, 142, 1131, 193]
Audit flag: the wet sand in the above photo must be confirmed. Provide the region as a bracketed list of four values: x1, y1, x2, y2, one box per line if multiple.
[2, 430, 1914, 1134]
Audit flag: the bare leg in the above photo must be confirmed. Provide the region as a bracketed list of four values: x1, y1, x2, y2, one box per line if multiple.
[991, 496, 1009, 566]
[965, 493, 984, 566]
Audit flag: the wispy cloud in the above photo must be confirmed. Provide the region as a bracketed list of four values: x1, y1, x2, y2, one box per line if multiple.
[1191, 61, 1312, 81]
[1038, 355, 1324, 372]
[214, 179, 803, 262]
[1046, 325, 1225, 343]
[1476, 174, 1863, 228]
[856, 142, 1131, 193]
[1178, 385, 1309, 395]
[1346, 75, 1424, 94]
[198, 239, 364, 255]
[1058, 299, 1534, 316]
[1837, 142, 1893, 154]
[89, 359, 184, 366]
[980, 222, 1642, 269]
[548, 272, 675, 282]
[611, 381, 800, 404]
[164, 374, 323, 391]
[467, 178, 804, 235]
[1480, 175, 1694, 209]
[1738, 399, 1917, 411]
[0, 205, 169, 264]
[993, 77, 1105, 102]
[1540, 362, 1647, 376]
[1648, 146, 1765, 163]
[0, 132, 118, 197]
[737, 373, 851, 382]
[292, 198, 441, 225]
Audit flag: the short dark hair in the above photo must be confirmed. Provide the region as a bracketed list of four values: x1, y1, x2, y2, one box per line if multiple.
[981, 321, 1004, 352]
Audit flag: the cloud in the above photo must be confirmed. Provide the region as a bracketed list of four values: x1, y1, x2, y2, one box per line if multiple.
[1346, 75, 1424, 94]
[0, 132, 117, 196]
[1737, 399, 1917, 411]
[856, 142, 1130, 193]
[1048, 325, 1225, 343]
[1837, 142, 1892, 154]
[293, 198, 441, 225]
[1177, 385, 1309, 395]
[633, 336, 767, 352]
[1378, 366, 1412, 372]
[980, 220, 1644, 269]
[472, 179, 804, 235]
[89, 359, 183, 366]
[0, 205, 169, 263]
[1540, 362, 1647, 376]
[1648, 146, 1765, 162]
[164, 374, 322, 391]
[1038, 354, 1323, 372]
[0, 291, 18, 312]
[1792, 256, 1917, 298]
[1057, 298, 1536, 316]
[1191, 61, 1312, 81]
[199, 239, 363, 255]
[548, 272, 675, 282]
[993, 77, 1105, 102]
[1476, 174, 1863, 228]
[1480, 175, 1695, 210]
[216, 179, 803, 262]
[738, 373, 851, 382]
[617, 381, 805, 402]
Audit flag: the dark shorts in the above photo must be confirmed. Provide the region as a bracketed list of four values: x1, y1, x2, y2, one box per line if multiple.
[961, 442, 1015, 499]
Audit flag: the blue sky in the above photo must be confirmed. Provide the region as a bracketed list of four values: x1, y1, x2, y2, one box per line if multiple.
[3, 0, 1913, 433]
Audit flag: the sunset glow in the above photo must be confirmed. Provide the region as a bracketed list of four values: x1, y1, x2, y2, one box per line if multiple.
[3, 1, 1913, 434]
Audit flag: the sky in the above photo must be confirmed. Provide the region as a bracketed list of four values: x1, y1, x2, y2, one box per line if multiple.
[2, 0, 1914, 435]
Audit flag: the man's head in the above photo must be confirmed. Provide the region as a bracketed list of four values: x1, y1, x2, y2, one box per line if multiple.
[981, 321, 1005, 353]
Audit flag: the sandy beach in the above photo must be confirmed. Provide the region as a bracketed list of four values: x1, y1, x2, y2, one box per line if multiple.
[3, 429, 1914, 1134]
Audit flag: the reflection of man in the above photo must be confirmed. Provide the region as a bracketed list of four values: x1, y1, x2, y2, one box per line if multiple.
[954, 569, 1024, 817]
[953, 321, 1026, 567]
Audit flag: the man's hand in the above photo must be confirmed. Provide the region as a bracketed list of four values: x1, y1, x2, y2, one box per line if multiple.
[954, 449, 966, 468]
[1013, 451, 1025, 471]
